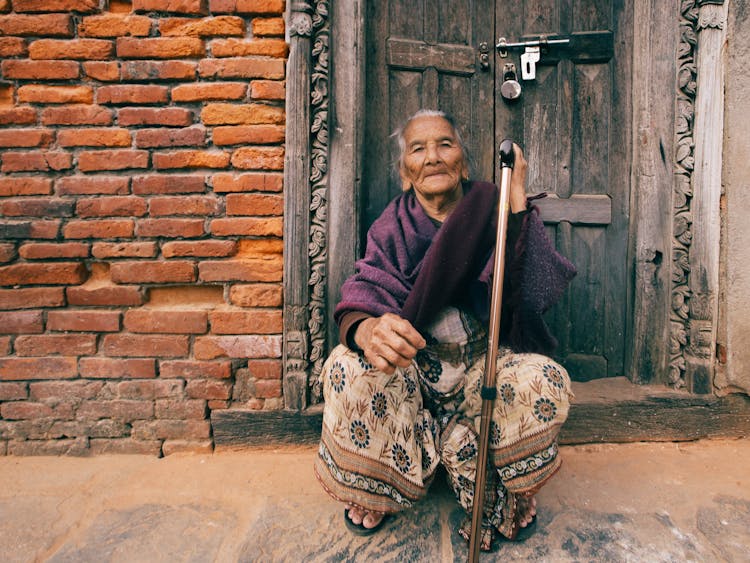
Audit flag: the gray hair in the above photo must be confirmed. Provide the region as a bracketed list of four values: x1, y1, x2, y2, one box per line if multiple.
[391, 109, 472, 182]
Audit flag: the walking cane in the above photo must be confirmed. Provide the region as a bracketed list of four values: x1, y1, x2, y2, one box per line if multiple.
[467, 139, 515, 562]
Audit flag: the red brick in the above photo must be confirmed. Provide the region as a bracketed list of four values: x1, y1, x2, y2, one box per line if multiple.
[251, 80, 285, 101]
[251, 17, 284, 37]
[13, 0, 99, 12]
[118, 107, 193, 126]
[172, 83, 249, 104]
[67, 285, 143, 306]
[29, 39, 113, 60]
[0, 288, 65, 310]
[231, 146, 284, 170]
[209, 217, 282, 237]
[198, 258, 281, 282]
[77, 400, 154, 421]
[19, 242, 89, 259]
[155, 399, 206, 419]
[110, 261, 196, 283]
[0, 335, 9, 355]
[235, 0, 284, 13]
[211, 38, 287, 58]
[1, 59, 79, 80]
[1, 402, 54, 420]
[18, 85, 93, 104]
[208, 399, 229, 409]
[211, 172, 282, 193]
[0, 37, 28, 57]
[162, 439, 213, 456]
[160, 359, 231, 379]
[78, 15, 152, 37]
[132, 174, 206, 194]
[0, 14, 72, 37]
[57, 176, 128, 195]
[91, 242, 156, 258]
[210, 310, 280, 334]
[0, 382, 28, 401]
[121, 60, 196, 81]
[57, 128, 131, 147]
[82, 61, 120, 81]
[247, 358, 281, 379]
[1, 220, 60, 240]
[229, 284, 281, 307]
[8, 439, 89, 456]
[255, 378, 281, 398]
[0, 311, 43, 334]
[0, 106, 37, 125]
[63, 219, 135, 239]
[0, 357, 78, 380]
[201, 102, 284, 125]
[160, 16, 244, 36]
[135, 126, 206, 148]
[78, 357, 156, 379]
[117, 379, 184, 400]
[213, 124, 284, 145]
[0, 128, 52, 148]
[47, 310, 120, 332]
[41, 104, 113, 126]
[162, 240, 236, 258]
[133, 0, 208, 13]
[132, 419, 210, 440]
[89, 439, 162, 455]
[78, 150, 149, 172]
[148, 195, 219, 216]
[29, 380, 103, 401]
[198, 57, 284, 79]
[185, 379, 231, 399]
[193, 334, 280, 359]
[15, 334, 97, 356]
[0, 244, 16, 264]
[2, 198, 73, 217]
[101, 334, 189, 357]
[152, 150, 230, 169]
[0, 83, 11, 104]
[76, 197, 147, 217]
[135, 219, 205, 238]
[0, 263, 87, 286]
[208, 0, 236, 11]
[0, 177, 52, 196]
[123, 310, 207, 334]
[116, 37, 206, 59]
[1, 151, 72, 172]
[98, 85, 168, 105]
[226, 193, 282, 216]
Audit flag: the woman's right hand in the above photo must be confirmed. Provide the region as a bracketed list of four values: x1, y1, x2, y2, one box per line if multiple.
[354, 313, 426, 375]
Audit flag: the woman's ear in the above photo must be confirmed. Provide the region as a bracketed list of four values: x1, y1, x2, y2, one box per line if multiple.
[399, 168, 412, 192]
[461, 163, 469, 181]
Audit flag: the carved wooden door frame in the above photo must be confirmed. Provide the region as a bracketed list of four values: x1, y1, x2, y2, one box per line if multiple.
[282, 0, 728, 409]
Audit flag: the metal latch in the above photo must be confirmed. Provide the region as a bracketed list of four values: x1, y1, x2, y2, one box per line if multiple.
[496, 36, 570, 80]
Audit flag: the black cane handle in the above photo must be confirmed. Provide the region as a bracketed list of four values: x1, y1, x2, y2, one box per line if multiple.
[499, 138, 515, 169]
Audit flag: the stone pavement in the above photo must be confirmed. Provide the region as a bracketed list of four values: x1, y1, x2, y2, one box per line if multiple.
[1, 438, 749, 562]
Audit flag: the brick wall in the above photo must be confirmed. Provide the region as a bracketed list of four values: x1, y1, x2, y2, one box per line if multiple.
[0, 0, 287, 456]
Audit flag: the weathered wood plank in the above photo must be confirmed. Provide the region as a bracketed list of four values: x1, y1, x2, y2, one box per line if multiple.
[387, 38, 476, 76]
[534, 194, 612, 225]
[212, 379, 750, 447]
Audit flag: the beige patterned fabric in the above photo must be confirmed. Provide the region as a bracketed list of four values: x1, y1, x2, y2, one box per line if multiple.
[314, 307, 572, 534]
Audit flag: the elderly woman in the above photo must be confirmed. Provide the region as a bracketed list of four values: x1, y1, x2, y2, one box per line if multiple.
[314, 109, 576, 551]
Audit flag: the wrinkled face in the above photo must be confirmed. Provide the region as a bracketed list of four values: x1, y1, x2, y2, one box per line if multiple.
[400, 115, 468, 199]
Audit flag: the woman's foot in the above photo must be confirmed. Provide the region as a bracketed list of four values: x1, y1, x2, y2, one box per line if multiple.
[517, 495, 537, 528]
[343, 504, 387, 536]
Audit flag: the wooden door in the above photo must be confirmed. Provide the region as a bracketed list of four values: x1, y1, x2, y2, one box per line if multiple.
[363, 1, 630, 381]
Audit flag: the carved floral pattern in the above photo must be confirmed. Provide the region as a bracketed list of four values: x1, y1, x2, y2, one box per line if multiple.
[307, 0, 330, 403]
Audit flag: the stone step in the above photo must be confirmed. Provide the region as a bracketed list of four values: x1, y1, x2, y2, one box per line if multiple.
[212, 377, 750, 448]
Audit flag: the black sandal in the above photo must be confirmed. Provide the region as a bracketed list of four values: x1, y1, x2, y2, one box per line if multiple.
[343, 508, 389, 536]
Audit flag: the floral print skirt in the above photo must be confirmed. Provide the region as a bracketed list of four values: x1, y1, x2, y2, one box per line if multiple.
[313, 308, 572, 536]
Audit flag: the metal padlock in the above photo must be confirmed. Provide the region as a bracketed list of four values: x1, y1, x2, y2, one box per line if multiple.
[500, 63, 521, 101]
[520, 46, 540, 80]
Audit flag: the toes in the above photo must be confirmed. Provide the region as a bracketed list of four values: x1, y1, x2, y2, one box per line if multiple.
[362, 511, 384, 529]
[348, 507, 364, 525]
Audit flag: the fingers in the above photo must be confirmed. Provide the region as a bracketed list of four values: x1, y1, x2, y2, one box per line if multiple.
[356, 314, 425, 374]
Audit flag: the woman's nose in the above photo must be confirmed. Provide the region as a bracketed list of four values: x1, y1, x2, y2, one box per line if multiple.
[425, 143, 440, 163]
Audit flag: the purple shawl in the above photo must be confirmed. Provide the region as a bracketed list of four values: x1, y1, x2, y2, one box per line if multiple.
[335, 181, 577, 355]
